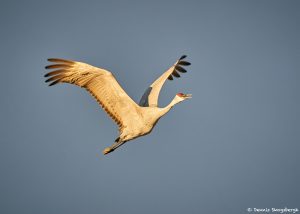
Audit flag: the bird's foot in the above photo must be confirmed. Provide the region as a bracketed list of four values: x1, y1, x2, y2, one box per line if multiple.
[102, 147, 114, 155]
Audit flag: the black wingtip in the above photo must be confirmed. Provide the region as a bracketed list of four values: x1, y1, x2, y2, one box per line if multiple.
[175, 65, 187, 73]
[168, 75, 173, 80]
[48, 79, 61, 86]
[45, 78, 52, 83]
[44, 72, 51, 77]
[179, 55, 187, 60]
[172, 70, 180, 78]
[178, 61, 191, 66]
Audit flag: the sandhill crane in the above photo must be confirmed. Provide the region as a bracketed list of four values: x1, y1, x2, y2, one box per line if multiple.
[44, 55, 191, 155]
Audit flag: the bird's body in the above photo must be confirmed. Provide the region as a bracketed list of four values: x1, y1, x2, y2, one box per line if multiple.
[45, 55, 191, 154]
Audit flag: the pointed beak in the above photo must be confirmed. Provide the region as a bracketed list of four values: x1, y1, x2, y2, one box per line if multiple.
[184, 94, 192, 99]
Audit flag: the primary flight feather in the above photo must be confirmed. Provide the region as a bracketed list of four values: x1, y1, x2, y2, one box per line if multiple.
[44, 55, 191, 155]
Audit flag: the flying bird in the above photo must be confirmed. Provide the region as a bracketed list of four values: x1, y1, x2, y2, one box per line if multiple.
[44, 55, 191, 155]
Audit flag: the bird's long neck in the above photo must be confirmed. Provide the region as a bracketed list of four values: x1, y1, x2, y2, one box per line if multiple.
[159, 96, 180, 117]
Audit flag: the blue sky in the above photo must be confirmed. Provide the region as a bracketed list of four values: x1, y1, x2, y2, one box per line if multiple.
[0, 0, 299, 213]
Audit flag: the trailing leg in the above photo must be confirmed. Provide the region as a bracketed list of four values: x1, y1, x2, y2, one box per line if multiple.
[102, 137, 126, 155]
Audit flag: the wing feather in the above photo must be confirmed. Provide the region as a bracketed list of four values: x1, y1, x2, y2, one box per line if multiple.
[45, 58, 141, 132]
[139, 55, 190, 107]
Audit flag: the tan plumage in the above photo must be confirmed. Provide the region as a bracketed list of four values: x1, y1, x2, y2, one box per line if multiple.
[45, 56, 191, 155]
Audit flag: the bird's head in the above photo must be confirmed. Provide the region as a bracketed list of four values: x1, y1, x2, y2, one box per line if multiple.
[175, 92, 192, 102]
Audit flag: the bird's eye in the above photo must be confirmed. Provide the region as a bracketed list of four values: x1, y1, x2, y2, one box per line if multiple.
[177, 93, 184, 97]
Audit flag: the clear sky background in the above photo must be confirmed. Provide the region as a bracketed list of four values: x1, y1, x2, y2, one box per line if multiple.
[0, 0, 299, 214]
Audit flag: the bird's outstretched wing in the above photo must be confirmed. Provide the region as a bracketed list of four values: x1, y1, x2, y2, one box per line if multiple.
[44, 58, 140, 132]
[139, 55, 191, 107]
